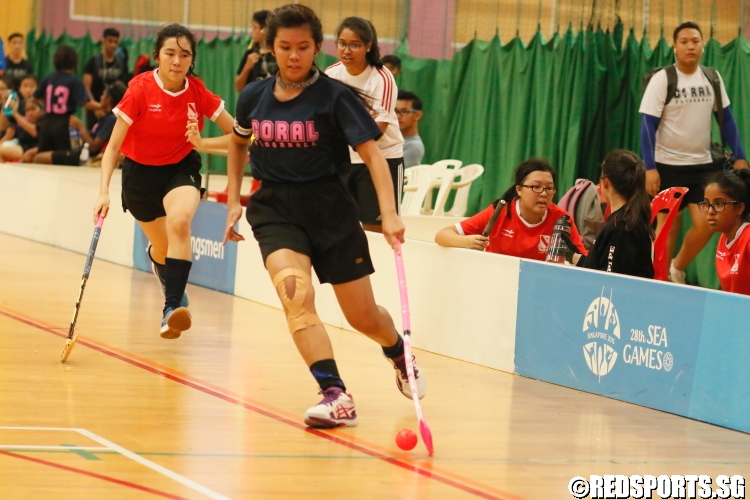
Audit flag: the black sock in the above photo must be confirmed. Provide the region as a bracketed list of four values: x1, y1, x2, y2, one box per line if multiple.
[382, 335, 404, 359]
[310, 359, 346, 391]
[164, 257, 192, 312]
[148, 247, 166, 277]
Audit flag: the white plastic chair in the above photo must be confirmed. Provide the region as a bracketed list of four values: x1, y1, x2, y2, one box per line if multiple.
[444, 164, 485, 217]
[426, 159, 462, 216]
[401, 165, 437, 216]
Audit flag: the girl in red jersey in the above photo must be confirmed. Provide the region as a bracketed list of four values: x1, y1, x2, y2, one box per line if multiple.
[702, 169, 750, 295]
[324, 17, 404, 234]
[222, 4, 425, 428]
[92, 24, 234, 338]
[435, 158, 587, 260]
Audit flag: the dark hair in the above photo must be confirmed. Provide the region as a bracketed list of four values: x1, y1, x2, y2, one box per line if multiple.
[105, 81, 127, 108]
[673, 22, 702, 43]
[153, 24, 198, 77]
[103, 28, 120, 39]
[23, 97, 43, 111]
[382, 54, 401, 70]
[20, 74, 37, 84]
[252, 10, 270, 27]
[53, 45, 78, 71]
[397, 90, 422, 111]
[266, 4, 324, 50]
[335, 17, 382, 68]
[600, 149, 654, 235]
[8, 33, 23, 42]
[705, 169, 750, 219]
[498, 158, 557, 218]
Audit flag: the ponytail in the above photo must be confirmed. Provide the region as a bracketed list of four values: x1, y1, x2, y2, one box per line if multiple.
[600, 149, 654, 237]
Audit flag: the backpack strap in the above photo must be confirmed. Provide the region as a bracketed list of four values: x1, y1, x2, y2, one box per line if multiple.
[558, 179, 592, 215]
[663, 65, 678, 107]
[701, 65, 725, 148]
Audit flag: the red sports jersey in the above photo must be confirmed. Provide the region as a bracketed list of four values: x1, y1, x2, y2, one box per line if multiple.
[457, 199, 587, 260]
[113, 70, 224, 165]
[716, 223, 750, 296]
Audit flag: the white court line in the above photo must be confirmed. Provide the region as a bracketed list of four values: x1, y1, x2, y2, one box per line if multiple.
[0, 445, 108, 451]
[76, 428, 232, 500]
[0, 426, 232, 500]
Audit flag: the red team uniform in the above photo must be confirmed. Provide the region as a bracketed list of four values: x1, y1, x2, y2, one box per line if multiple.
[715, 223, 750, 296]
[457, 199, 587, 260]
[114, 69, 224, 165]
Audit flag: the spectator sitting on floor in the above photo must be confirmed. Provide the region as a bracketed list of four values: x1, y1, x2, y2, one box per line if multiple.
[0, 97, 42, 162]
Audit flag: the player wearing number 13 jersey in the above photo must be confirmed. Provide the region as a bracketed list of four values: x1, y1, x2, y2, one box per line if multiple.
[92, 24, 234, 339]
[33, 45, 98, 161]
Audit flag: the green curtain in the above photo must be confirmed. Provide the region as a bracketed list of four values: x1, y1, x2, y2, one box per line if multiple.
[27, 27, 750, 289]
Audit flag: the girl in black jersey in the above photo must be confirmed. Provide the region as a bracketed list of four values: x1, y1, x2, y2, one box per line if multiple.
[565, 149, 655, 278]
[223, 4, 426, 428]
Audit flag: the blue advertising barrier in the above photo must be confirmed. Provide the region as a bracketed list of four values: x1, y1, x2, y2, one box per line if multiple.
[133, 201, 238, 294]
[515, 260, 750, 432]
[515, 261, 707, 419]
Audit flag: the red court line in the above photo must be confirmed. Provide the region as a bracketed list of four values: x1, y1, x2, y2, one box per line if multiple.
[1, 307, 525, 500]
[0, 449, 190, 499]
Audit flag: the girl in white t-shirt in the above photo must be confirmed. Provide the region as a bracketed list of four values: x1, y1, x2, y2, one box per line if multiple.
[325, 17, 404, 233]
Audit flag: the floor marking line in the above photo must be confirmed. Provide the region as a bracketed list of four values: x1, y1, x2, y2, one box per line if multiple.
[0, 445, 108, 451]
[76, 428, 232, 500]
[0, 449, 191, 499]
[1, 306, 522, 500]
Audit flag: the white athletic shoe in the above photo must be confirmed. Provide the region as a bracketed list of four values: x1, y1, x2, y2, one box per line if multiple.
[160, 307, 192, 339]
[303, 387, 358, 428]
[669, 263, 686, 284]
[388, 354, 427, 400]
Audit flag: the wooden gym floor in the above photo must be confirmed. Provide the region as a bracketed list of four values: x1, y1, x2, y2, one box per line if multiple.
[0, 232, 748, 499]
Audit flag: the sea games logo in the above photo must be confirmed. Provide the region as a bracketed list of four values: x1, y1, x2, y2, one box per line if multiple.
[582, 288, 621, 380]
[582, 288, 674, 381]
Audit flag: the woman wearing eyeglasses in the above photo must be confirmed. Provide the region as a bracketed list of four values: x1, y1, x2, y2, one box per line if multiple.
[565, 150, 655, 278]
[435, 158, 587, 260]
[324, 17, 404, 234]
[702, 168, 750, 295]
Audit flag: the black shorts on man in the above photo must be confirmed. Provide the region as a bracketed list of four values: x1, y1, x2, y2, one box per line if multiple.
[655, 161, 722, 210]
[121, 150, 202, 222]
[246, 175, 375, 285]
[341, 157, 403, 225]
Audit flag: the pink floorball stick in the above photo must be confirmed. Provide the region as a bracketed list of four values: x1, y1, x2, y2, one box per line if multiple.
[394, 240, 434, 456]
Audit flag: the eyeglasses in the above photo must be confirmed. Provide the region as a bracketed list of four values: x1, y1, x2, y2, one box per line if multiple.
[697, 200, 740, 212]
[336, 41, 363, 51]
[395, 109, 417, 116]
[521, 185, 557, 194]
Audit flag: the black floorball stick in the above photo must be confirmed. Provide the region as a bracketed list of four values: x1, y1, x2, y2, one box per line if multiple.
[60, 215, 104, 362]
[482, 199, 507, 237]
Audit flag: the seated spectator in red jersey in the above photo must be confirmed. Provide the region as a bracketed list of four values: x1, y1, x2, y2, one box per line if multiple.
[702, 168, 750, 296]
[435, 158, 587, 260]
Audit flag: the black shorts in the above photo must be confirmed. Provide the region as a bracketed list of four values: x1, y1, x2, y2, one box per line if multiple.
[341, 157, 403, 225]
[656, 161, 722, 210]
[51, 150, 80, 166]
[246, 175, 375, 285]
[121, 150, 202, 222]
[37, 114, 72, 153]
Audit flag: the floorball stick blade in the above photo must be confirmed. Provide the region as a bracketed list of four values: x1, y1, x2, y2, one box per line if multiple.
[60, 334, 78, 362]
[419, 419, 434, 456]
